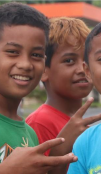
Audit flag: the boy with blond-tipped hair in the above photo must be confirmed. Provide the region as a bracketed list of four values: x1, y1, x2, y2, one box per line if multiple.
[26, 17, 100, 159]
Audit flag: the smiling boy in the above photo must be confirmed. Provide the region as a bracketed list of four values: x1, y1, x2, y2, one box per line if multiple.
[26, 17, 93, 156]
[0, 3, 46, 151]
[67, 22, 101, 174]
[0, 3, 78, 174]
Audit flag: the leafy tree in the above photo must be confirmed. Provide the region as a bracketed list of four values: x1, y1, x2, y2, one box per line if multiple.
[55, 0, 82, 2]
[13, 0, 30, 3]
[25, 0, 36, 4]
[92, 0, 101, 7]
[0, 0, 100, 11]
[32, 0, 54, 3]
[52, 0, 92, 3]
[0, 0, 27, 4]
[84, 0, 93, 4]
[0, 0, 11, 4]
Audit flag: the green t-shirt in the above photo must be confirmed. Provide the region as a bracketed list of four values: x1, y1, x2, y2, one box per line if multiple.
[0, 114, 39, 163]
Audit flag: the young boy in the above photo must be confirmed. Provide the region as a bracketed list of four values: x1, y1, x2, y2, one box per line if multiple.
[68, 22, 101, 174]
[26, 17, 93, 156]
[0, 2, 78, 174]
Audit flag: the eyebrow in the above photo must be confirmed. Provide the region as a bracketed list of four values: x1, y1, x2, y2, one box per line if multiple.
[32, 46, 45, 51]
[6, 42, 45, 51]
[6, 42, 23, 48]
[94, 50, 101, 55]
[62, 53, 78, 57]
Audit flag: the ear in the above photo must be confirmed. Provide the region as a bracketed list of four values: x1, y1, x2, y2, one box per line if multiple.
[41, 67, 49, 82]
[83, 62, 92, 83]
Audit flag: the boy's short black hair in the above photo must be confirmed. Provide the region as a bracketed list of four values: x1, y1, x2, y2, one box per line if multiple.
[0, 2, 49, 44]
[84, 22, 101, 64]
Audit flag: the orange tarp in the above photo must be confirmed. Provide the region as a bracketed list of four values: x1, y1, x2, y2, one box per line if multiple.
[29, 2, 101, 22]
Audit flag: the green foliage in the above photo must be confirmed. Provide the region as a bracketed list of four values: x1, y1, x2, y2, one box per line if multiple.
[27, 86, 47, 102]
[53, 0, 92, 2]
[0, 0, 99, 6]
[26, 0, 37, 3]
[0, 0, 28, 4]
[0, 0, 11, 5]
[92, 0, 101, 7]
[83, 101, 101, 108]
[51, 0, 93, 4]
[85, 1, 92, 4]
[0, 0, 53, 4]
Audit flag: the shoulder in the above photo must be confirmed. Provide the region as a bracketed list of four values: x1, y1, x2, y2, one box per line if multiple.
[25, 123, 39, 143]
[26, 104, 56, 124]
[25, 123, 37, 135]
[76, 123, 101, 143]
[73, 123, 101, 156]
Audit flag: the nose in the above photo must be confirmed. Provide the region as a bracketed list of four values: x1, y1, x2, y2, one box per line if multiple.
[76, 61, 85, 75]
[16, 54, 33, 71]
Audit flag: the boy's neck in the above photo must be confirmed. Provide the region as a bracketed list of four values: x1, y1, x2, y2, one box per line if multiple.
[0, 95, 22, 121]
[46, 95, 82, 117]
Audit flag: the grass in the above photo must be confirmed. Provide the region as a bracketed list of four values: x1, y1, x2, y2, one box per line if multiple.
[83, 101, 101, 108]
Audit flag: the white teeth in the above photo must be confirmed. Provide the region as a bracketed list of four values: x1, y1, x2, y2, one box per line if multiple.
[12, 75, 30, 81]
[78, 80, 87, 83]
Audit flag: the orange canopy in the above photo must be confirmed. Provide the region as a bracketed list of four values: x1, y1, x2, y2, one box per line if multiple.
[29, 2, 101, 27]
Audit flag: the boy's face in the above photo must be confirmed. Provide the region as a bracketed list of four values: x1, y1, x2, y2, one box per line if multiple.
[0, 25, 46, 99]
[42, 42, 93, 99]
[84, 34, 101, 94]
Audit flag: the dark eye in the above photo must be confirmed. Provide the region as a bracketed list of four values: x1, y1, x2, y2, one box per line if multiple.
[32, 53, 44, 58]
[65, 59, 74, 63]
[6, 50, 19, 54]
[98, 57, 101, 61]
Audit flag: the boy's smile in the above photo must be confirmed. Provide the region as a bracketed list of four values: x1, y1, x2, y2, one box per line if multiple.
[0, 25, 46, 99]
[11, 75, 32, 86]
[72, 77, 88, 87]
[44, 43, 93, 99]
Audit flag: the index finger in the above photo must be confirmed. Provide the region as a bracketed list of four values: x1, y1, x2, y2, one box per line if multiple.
[75, 97, 94, 118]
[83, 113, 101, 126]
[36, 138, 65, 154]
[43, 153, 78, 167]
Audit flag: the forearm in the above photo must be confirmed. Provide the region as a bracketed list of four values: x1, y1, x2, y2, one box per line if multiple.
[49, 123, 77, 174]
[50, 122, 77, 157]
[48, 164, 67, 174]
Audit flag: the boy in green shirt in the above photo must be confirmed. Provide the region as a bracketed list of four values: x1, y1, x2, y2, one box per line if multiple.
[0, 2, 78, 174]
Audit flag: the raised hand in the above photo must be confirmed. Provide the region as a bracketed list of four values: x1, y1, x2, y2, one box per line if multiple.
[67, 97, 101, 139]
[49, 97, 101, 174]
[0, 138, 77, 174]
[54, 97, 101, 152]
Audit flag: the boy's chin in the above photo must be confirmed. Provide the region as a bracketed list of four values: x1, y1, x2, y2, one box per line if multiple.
[13, 93, 28, 99]
[73, 93, 91, 99]
[4, 92, 29, 100]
